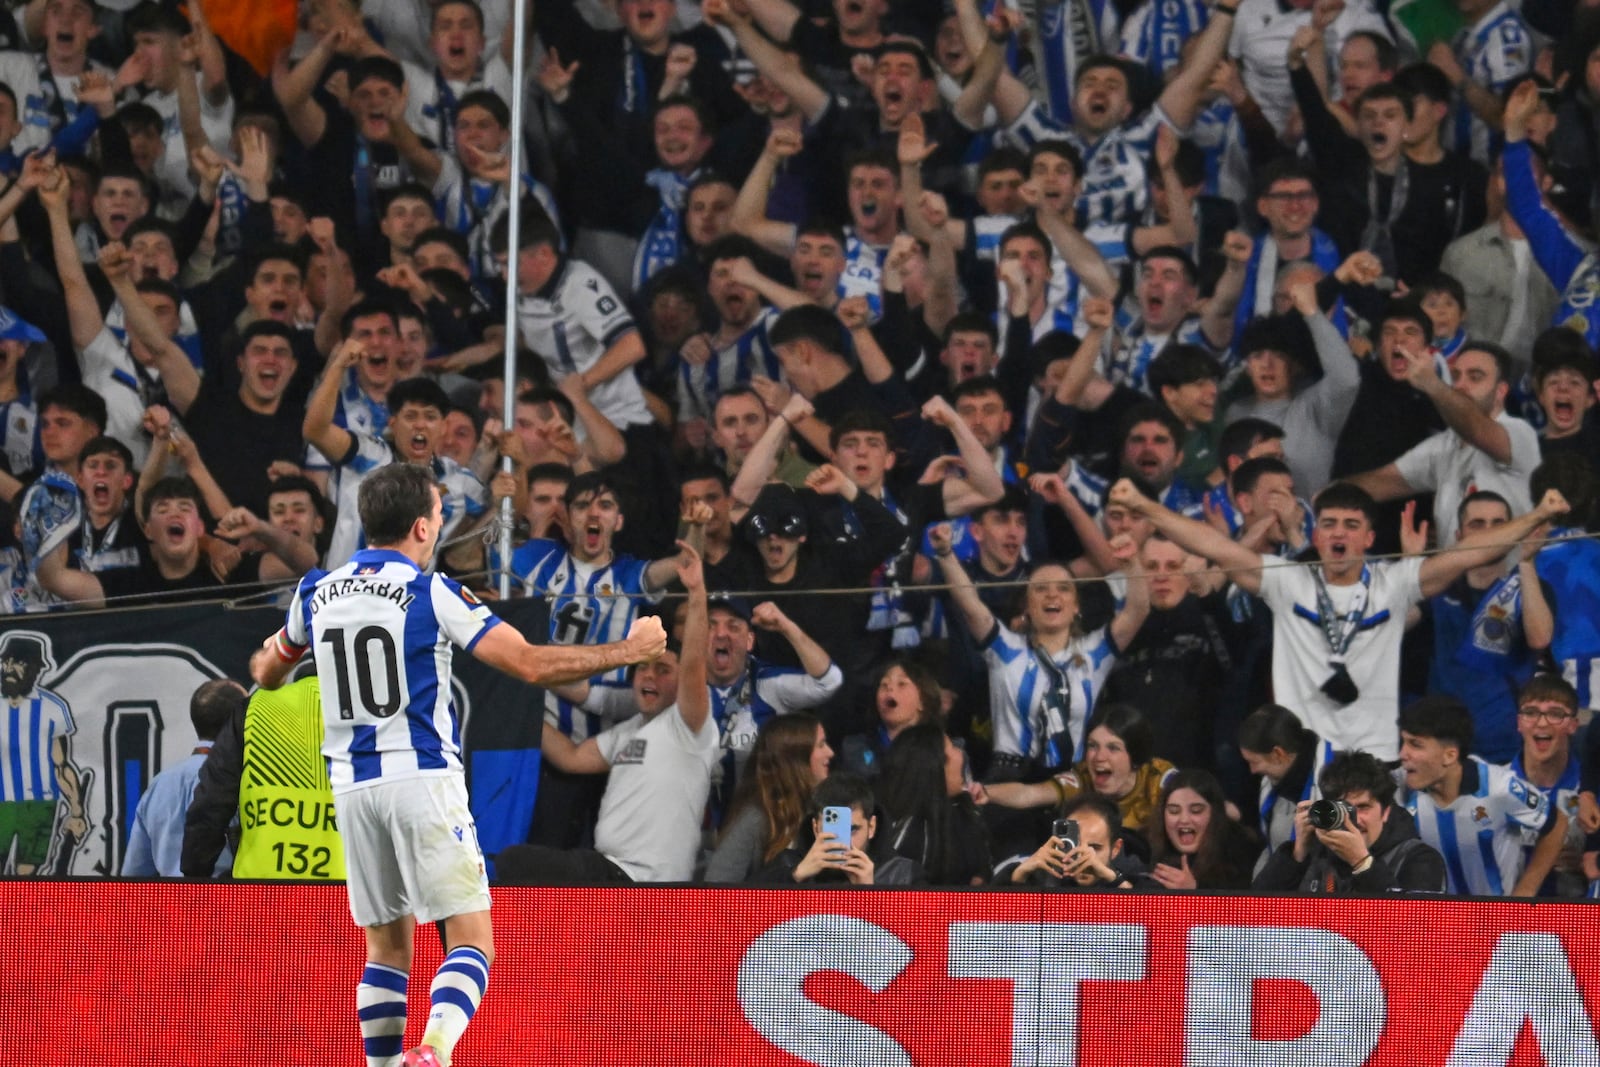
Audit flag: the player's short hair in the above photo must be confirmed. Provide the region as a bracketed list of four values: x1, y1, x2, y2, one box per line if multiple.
[1231, 455, 1291, 497]
[341, 297, 400, 338]
[950, 374, 1005, 405]
[1117, 402, 1184, 449]
[652, 94, 714, 134]
[123, 215, 179, 251]
[1311, 481, 1378, 527]
[1392, 61, 1450, 106]
[999, 220, 1050, 259]
[1356, 81, 1413, 118]
[1411, 269, 1466, 311]
[39, 383, 107, 433]
[78, 435, 134, 471]
[1059, 793, 1124, 841]
[978, 146, 1028, 180]
[190, 679, 244, 742]
[432, 0, 485, 31]
[140, 475, 203, 524]
[459, 88, 511, 128]
[1319, 750, 1397, 808]
[794, 218, 847, 249]
[134, 277, 181, 308]
[1518, 673, 1579, 712]
[525, 461, 574, 489]
[1147, 344, 1222, 397]
[388, 377, 451, 416]
[877, 39, 935, 80]
[267, 474, 322, 506]
[1237, 702, 1317, 756]
[358, 463, 438, 547]
[942, 311, 998, 348]
[971, 484, 1030, 524]
[517, 385, 576, 427]
[565, 469, 623, 510]
[769, 304, 848, 356]
[413, 226, 472, 264]
[700, 234, 765, 269]
[679, 463, 731, 492]
[241, 319, 298, 351]
[1459, 341, 1514, 386]
[127, 0, 190, 35]
[1532, 327, 1597, 385]
[828, 408, 895, 450]
[1238, 313, 1314, 375]
[96, 162, 152, 201]
[1456, 489, 1511, 528]
[1374, 297, 1433, 341]
[381, 182, 435, 216]
[349, 55, 406, 92]
[1218, 417, 1285, 466]
[1137, 246, 1198, 287]
[1254, 157, 1318, 201]
[810, 772, 877, 818]
[1342, 30, 1398, 73]
[1398, 695, 1474, 756]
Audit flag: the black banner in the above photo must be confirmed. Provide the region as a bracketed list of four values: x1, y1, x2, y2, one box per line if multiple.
[0, 596, 550, 876]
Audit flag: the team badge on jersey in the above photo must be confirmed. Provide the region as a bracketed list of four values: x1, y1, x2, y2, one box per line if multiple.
[1473, 805, 1490, 825]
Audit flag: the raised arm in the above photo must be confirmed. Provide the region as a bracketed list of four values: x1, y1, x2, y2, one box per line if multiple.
[1107, 537, 1151, 650]
[1518, 529, 1554, 651]
[1109, 477, 1268, 595]
[1131, 126, 1198, 254]
[1155, 0, 1236, 129]
[558, 374, 628, 467]
[931, 522, 997, 639]
[729, 128, 804, 257]
[922, 395, 1005, 515]
[1200, 231, 1250, 350]
[1032, 471, 1121, 575]
[302, 341, 360, 462]
[39, 166, 103, 351]
[1021, 182, 1118, 299]
[101, 243, 202, 414]
[751, 601, 834, 678]
[1397, 344, 1513, 464]
[1418, 490, 1569, 598]
[271, 32, 339, 147]
[675, 543, 711, 733]
[705, 0, 829, 123]
[731, 391, 809, 505]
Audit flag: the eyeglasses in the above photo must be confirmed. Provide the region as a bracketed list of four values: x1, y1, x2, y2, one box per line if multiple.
[1517, 705, 1577, 723]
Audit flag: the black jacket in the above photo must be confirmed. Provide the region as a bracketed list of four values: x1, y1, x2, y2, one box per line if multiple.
[181, 700, 247, 877]
[1252, 806, 1447, 895]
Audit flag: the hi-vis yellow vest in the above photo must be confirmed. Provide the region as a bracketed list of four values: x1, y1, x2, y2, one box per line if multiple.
[232, 677, 347, 880]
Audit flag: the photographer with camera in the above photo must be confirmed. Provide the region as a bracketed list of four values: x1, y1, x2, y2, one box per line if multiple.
[996, 796, 1154, 890]
[1253, 751, 1447, 894]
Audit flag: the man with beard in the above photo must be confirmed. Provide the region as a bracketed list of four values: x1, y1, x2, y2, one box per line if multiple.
[0, 633, 87, 874]
[1101, 533, 1232, 769]
[710, 385, 814, 490]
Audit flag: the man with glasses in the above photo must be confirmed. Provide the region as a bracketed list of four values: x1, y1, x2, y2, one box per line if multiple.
[1233, 160, 1343, 335]
[1508, 675, 1589, 896]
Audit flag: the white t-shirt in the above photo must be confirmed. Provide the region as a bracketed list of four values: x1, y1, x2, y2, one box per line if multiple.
[1393, 411, 1541, 545]
[1228, 0, 1391, 132]
[593, 703, 719, 882]
[402, 56, 513, 152]
[1256, 555, 1426, 760]
[78, 326, 159, 468]
[137, 74, 235, 219]
[516, 258, 650, 428]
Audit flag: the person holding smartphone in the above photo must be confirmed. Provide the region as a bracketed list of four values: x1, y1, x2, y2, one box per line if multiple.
[757, 774, 921, 886]
[997, 796, 1150, 888]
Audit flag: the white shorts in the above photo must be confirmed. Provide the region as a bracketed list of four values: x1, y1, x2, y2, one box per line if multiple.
[335, 775, 492, 928]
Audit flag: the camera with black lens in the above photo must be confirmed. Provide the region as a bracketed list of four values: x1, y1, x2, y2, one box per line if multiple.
[1307, 798, 1356, 832]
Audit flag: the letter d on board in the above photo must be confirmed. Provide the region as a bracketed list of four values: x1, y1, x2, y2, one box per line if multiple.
[1185, 926, 1384, 1066]
[737, 915, 914, 1067]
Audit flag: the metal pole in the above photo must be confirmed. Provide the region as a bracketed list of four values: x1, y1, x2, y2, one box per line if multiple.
[498, 0, 531, 599]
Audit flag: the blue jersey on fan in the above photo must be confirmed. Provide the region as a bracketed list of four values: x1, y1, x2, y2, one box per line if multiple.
[281, 550, 500, 793]
[1397, 756, 1551, 896]
[1451, 2, 1530, 165]
[676, 308, 782, 424]
[499, 540, 662, 742]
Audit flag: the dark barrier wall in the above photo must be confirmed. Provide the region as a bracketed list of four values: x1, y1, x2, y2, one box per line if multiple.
[1, 882, 1596, 1065]
[0, 598, 550, 876]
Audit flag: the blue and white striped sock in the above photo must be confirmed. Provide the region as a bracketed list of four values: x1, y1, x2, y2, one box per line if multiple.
[421, 946, 490, 1063]
[356, 962, 409, 1067]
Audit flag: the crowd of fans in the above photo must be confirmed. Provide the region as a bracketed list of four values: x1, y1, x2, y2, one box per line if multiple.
[4, 0, 1600, 896]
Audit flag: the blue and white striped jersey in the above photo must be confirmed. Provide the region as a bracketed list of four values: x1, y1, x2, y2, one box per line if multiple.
[1118, 0, 1210, 79]
[840, 232, 886, 318]
[325, 439, 487, 569]
[1065, 460, 1206, 519]
[676, 308, 781, 423]
[283, 550, 499, 794]
[1100, 311, 1217, 394]
[0, 388, 40, 483]
[1560, 656, 1600, 709]
[502, 539, 661, 741]
[1, 688, 72, 802]
[432, 154, 563, 281]
[982, 621, 1118, 769]
[1509, 751, 1583, 892]
[1398, 756, 1550, 896]
[1452, 2, 1530, 165]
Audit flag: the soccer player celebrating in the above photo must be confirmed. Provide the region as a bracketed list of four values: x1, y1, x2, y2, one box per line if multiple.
[249, 464, 667, 1067]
